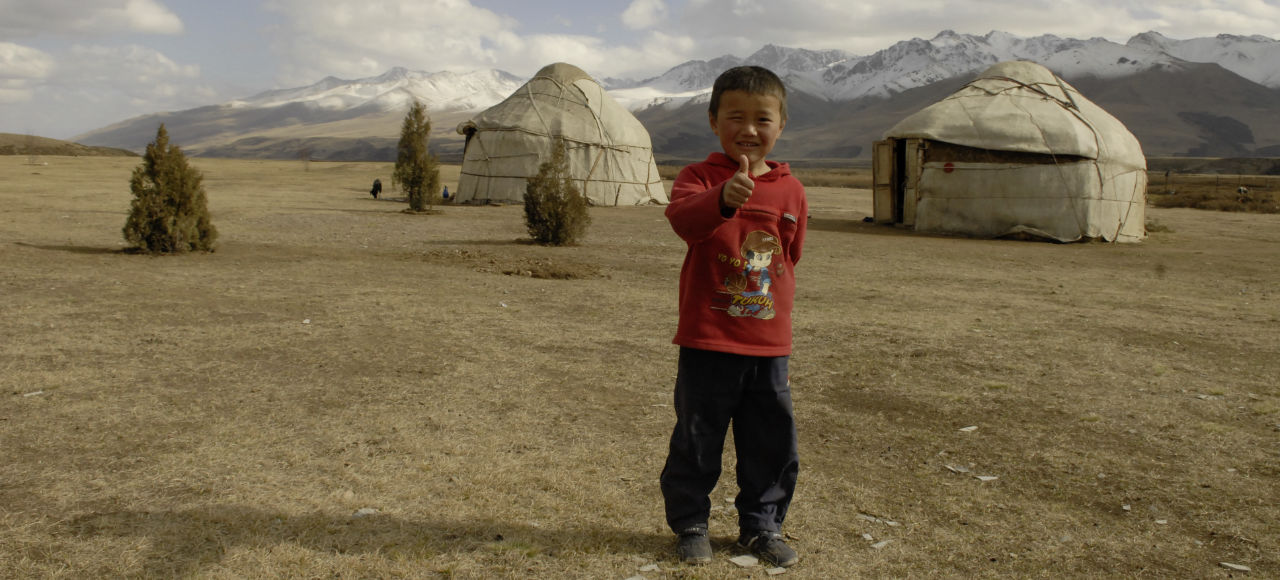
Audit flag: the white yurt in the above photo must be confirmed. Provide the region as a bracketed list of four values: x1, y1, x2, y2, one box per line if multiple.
[872, 60, 1147, 242]
[454, 62, 668, 206]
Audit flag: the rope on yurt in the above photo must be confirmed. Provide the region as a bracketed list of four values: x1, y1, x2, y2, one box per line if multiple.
[1007, 90, 1091, 239]
[942, 70, 1140, 241]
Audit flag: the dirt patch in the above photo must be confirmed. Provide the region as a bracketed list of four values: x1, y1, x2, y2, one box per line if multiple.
[421, 248, 605, 279]
[400, 207, 445, 215]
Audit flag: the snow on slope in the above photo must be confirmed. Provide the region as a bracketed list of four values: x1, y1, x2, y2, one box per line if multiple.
[229, 67, 525, 113]
[1128, 31, 1280, 88]
[216, 30, 1278, 119]
[811, 31, 1190, 101]
[625, 30, 1278, 110]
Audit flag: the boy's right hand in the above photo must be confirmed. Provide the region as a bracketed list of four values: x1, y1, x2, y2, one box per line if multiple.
[721, 154, 754, 209]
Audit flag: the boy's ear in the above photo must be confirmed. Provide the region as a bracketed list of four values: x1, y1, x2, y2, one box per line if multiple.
[708, 111, 719, 134]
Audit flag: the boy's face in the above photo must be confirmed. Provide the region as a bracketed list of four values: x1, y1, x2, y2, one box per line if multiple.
[746, 250, 773, 270]
[709, 90, 785, 175]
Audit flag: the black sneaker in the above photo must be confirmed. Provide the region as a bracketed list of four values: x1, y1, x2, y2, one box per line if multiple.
[675, 525, 712, 565]
[737, 530, 798, 567]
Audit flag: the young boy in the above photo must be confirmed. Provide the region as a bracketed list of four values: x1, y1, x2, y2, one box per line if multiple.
[660, 65, 808, 568]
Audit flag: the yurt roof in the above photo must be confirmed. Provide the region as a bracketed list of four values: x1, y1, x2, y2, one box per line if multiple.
[455, 62, 653, 149]
[535, 62, 592, 84]
[883, 61, 1143, 169]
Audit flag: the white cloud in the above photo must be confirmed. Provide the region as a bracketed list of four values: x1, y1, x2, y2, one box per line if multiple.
[1132, 0, 1280, 40]
[515, 35, 609, 69]
[0, 0, 183, 37]
[65, 44, 200, 86]
[260, 0, 699, 84]
[622, 0, 668, 30]
[0, 83, 34, 105]
[255, 0, 1280, 88]
[0, 42, 56, 103]
[501, 32, 678, 80]
[628, 31, 698, 75]
[42, 44, 209, 122]
[6, 0, 1280, 139]
[0, 42, 56, 80]
[0, 1, 196, 135]
[118, 0, 185, 34]
[728, 0, 764, 18]
[2, 41, 211, 136]
[263, 0, 524, 83]
[675, 0, 1280, 56]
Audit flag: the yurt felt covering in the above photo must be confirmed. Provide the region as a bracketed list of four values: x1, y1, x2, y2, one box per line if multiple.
[455, 62, 667, 206]
[881, 60, 1147, 242]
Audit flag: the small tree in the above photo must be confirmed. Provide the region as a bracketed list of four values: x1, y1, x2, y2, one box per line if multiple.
[123, 124, 217, 253]
[393, 100, 441, 212]
[523, 139, 590, 245]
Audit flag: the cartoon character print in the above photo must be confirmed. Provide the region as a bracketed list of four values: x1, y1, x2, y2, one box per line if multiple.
[721, 230, 783, 320]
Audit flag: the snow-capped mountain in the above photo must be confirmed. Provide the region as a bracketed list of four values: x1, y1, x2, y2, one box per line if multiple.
[231, 67, 525, 113]
[811, 31, 1184, 101]
[625, 30, 1280, 108]
[203, 30, 1280, 118]
[75, 30, 1280, 160]
[625, 45, 853, 94]
[1127, 31, 1280, 88]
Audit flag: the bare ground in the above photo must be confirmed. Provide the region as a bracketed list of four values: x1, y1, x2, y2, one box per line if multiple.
[1, 157, 1277, 579]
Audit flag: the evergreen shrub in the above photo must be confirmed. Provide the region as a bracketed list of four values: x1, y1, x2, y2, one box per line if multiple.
[122, 124, 217, 253]
[523, 140, 590, 246]
[393, 101, 441, 212]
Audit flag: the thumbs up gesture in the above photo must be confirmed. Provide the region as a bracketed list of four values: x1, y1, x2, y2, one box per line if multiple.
[721, 154, 754, 209]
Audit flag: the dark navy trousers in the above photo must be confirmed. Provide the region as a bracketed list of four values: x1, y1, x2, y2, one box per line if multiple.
[659, 347, 799, 534]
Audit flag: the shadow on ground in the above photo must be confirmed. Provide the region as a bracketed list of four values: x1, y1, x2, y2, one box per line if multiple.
[12, 242, 122, 255]
[68, 505, 665, 577]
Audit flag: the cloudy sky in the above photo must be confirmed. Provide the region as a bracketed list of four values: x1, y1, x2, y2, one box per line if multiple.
[2, 0, 1278, 139]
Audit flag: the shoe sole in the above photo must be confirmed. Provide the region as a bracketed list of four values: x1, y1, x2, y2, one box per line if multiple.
[736, 540, 798, 567]
[769, 555, 799, 567]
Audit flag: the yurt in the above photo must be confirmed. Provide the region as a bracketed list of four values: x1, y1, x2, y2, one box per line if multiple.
[872, 61, 1147, 242]
[454, 62, 668, 206]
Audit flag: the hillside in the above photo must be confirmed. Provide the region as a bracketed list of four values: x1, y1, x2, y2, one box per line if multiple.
[0, 133, 137, 158]
[1071, 63, 1280, 158]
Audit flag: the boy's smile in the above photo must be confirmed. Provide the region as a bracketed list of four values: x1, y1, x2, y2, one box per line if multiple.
[709, 90, 786, 176]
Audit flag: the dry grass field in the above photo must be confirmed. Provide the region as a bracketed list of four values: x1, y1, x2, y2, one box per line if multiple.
[2, 156, 1278, 579]
[1148, 173, 1280, 214]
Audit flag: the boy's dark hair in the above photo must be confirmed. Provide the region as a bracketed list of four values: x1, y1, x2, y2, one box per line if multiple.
[708, 66, 788, 120]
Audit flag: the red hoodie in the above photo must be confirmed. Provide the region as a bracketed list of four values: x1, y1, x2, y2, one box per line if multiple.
[666, 152, 808, 357]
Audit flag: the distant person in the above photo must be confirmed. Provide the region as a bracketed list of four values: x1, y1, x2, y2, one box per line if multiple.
[370, 178, 382, 199]
[442, 185, 449, 200]
[659, 65, 808, 569]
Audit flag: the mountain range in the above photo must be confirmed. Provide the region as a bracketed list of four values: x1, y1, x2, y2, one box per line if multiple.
[75, 30, 1280, 162]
